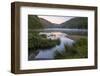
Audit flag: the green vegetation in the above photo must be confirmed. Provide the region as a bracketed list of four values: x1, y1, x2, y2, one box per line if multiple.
[40, 34, 47, 38]
[73, 38, 88, 58]
[61, 17, 88, 29]
[28, 32, 60, 52]
[28, 15, 43, 29]
[54, 38, 88, 59]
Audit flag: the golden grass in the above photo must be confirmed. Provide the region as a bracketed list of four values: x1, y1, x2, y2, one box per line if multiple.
[67, 35, 87, 40]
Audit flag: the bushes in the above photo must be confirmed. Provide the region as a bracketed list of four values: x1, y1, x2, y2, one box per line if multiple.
[28, 32, 60, 52]
[73, 38, 88, 58]
[54, 38, 88, 59]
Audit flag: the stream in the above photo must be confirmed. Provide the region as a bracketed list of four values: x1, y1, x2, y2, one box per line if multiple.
[34, 32, 75, 60]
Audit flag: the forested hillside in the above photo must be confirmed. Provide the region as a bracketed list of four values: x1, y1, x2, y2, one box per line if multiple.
[61, 17, 88, 29]
[28, 15, 43, 29]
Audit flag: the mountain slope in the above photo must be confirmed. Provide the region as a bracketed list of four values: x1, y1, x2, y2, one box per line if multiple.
[40, 18, 62, 28]
[28, 15, 43, 29]
[28, 15, 88, 29]
[39, 18, 54, 28]
[61, 17, 88, 29]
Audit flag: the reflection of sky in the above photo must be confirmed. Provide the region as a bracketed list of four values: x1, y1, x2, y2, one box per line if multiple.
[38, 15, 74, 24]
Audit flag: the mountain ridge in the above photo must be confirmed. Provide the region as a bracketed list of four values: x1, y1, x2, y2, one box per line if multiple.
[28, 15, 88, 29]
[39, 17, 88, 29]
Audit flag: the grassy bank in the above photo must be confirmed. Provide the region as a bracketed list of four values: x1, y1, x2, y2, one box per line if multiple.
[54, 38, 88, 59]
[66, 35, 87, 41]
[28, 31, 60, 52]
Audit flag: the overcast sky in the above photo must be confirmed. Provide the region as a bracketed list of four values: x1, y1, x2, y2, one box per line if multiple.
[38, 15, 74, 24]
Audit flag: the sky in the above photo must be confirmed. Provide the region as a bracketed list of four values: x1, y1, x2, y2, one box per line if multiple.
[38, 15, 74, 24]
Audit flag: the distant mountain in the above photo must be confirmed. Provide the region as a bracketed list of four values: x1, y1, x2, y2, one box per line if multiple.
[40, 17, 88, 29]
[61, 17, 88, 29]
[39, 18, 62, 28]
[39, 18, 54, 28]
[28, 15, 43, 29]
[28, 15, 88, 29]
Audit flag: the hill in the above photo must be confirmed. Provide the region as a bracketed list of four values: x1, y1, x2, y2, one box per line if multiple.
[61, 17, 88, 29]
[28, 15, 43, 29]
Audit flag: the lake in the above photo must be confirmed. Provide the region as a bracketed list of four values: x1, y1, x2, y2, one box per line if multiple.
[29, 28, 87, 35]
